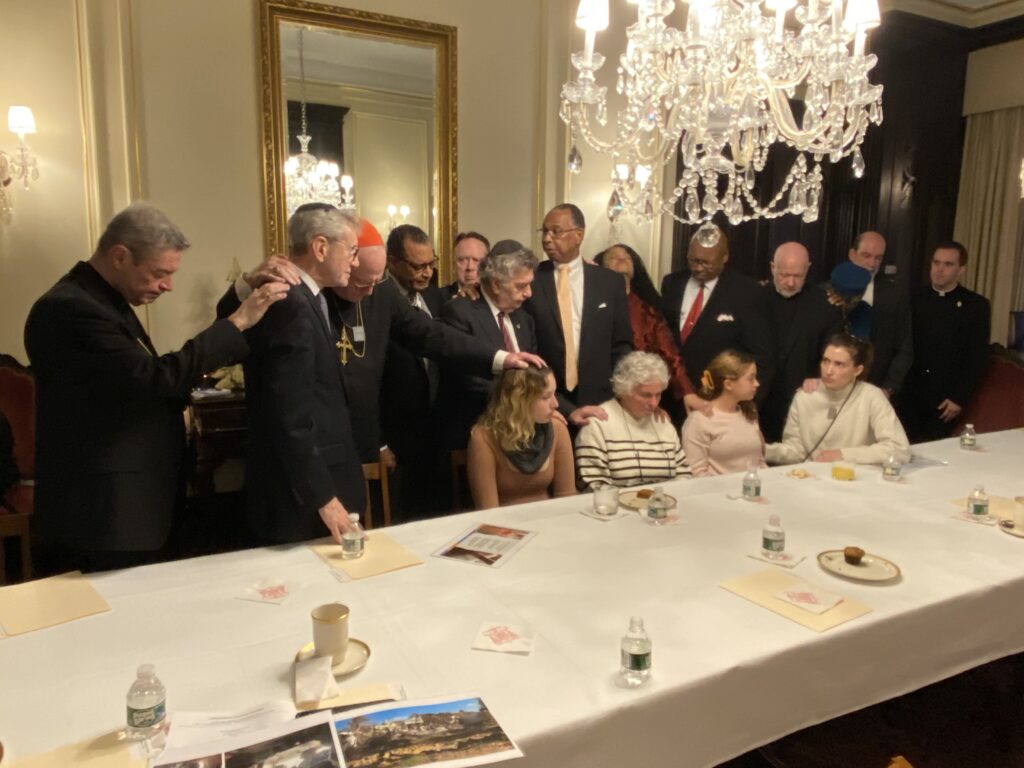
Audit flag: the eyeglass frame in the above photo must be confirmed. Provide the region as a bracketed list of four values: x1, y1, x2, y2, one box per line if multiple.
[537, 226, 583, 239]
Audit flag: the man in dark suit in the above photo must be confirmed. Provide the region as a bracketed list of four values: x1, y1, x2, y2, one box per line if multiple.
[847, 231, 914, 398]
[25, 202, 286, 573]
[902, 241, 991, 442]
[760, 242, 843, 441]
[661, 225, 775, 409]
[523, 204, 633, 425]
[442, 231, 489, 300]
[439, 240, 540, 449]
[242, 204, 365, 545]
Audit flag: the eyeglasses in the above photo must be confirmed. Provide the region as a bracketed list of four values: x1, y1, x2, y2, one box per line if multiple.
[401, 258, 437, 273]
[350, 273, 390, 290]
[537, 227, 582, 239]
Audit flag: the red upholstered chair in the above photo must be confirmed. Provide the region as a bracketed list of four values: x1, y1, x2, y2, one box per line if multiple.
[955, 348, 1024, 434]
[0, 353, 34, 583]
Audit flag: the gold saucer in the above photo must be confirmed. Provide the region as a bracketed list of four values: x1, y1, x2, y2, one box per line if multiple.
[295, 638, 371, 676]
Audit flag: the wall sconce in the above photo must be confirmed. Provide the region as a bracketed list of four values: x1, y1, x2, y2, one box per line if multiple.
[339, 174, 357, 212]
[1019, 158, 1023, 199]
[385, 203, 410, 232]
[0, 105, 40, 220]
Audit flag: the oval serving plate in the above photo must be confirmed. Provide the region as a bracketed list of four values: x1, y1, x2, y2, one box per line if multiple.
[817, 550, 901, 583]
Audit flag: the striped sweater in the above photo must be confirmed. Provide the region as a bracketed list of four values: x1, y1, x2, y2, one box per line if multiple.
[575, 399, 690, 489]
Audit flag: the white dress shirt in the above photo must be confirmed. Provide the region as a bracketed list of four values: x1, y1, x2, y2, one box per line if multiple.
[679, 275, 720, 333]
[482, 290, 520, 353]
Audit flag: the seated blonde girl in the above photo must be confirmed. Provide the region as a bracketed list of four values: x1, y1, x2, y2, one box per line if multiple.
[467, 367, 575, 509]
[681, 350, 767, 476]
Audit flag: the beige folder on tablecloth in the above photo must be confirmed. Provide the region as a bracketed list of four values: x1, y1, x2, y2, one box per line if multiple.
[0, 571, 110, 637]
[720, 568, 872, 632]
[310, 532, 423, 579]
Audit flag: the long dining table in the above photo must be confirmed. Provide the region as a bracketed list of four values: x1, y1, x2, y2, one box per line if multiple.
[2, 429, 1024, 767]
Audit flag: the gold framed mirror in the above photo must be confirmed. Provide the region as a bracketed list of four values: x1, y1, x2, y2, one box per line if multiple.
[258, 0, 457, 283]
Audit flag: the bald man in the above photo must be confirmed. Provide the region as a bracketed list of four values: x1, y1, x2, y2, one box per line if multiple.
[846, 231, 913, 398]
[760, 242, 843, 442]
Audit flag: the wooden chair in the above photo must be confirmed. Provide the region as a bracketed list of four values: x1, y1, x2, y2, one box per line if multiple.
[0, 354, 35, 584]
[450, 449, 468, 512]
[360, 459, 392, 529]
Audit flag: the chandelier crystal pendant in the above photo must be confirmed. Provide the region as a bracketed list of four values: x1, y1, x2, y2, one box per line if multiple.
[284, 27, 344, 215]
[561, 0, 884, 230]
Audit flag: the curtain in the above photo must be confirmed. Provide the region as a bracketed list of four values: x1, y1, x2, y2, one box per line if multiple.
[953, 106, 1024, 345]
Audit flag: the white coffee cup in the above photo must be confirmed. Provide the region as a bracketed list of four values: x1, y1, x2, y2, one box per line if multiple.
[593, 484, 618, 516]
[311, 603, 349, 664]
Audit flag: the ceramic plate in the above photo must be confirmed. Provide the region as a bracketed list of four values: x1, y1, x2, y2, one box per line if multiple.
[999, 520, 1024, 539]
[618, 490, 677, 511]
[817, 550, 901, 583]
[295, 638, 371, 676]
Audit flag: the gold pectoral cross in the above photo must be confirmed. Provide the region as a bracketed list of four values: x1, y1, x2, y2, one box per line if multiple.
[337, 328, 356, 365]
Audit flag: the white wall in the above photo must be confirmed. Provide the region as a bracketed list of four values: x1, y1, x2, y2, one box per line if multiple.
[0, 0, 93, 364]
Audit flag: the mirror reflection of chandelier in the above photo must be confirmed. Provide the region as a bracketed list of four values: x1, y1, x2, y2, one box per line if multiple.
[561, 0, 884, 230]
[284, 26, 344, 215]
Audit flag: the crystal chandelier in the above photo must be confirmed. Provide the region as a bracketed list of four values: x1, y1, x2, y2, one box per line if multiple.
[284, 27, 343, 215]
[561, 0, 884, 231]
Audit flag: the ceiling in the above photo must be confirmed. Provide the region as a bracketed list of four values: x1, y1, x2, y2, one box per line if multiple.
[884, 0, 1024, 28]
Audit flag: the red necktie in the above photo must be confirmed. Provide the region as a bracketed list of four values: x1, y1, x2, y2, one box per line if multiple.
[497, 311, 516, 352]
[680, 283, 705, 344]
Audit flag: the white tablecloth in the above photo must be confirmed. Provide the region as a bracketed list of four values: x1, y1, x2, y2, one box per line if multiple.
[3, 431, 1024, 767]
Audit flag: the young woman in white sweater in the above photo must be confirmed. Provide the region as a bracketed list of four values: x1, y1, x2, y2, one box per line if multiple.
[766, 334, 911, 466]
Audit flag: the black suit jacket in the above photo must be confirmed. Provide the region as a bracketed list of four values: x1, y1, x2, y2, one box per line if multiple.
[760, 283, 844, 441]
[437, 296, 537, 449]
[523, 259, 633, 415]
[242, 282, 365, 544]
[661, 268, 776, 404]
[868, 276, 914, 395]
[337, 280, 495, 461]
[26, 261, 248, 552]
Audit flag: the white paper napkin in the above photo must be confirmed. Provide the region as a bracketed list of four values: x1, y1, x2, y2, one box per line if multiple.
[747, 551, 806, 569]
[472, 622, 535, 655]
[294, 655, 340, 705]
[578, 506, 630, 522]
[236, 577, 298, 605]
[773, 581, 843, 614]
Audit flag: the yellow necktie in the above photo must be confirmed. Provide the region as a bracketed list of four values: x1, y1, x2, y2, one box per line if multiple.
[557, 263, 578, 391]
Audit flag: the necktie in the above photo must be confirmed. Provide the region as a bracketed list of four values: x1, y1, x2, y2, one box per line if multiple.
[317, 292, 333, 333]
[557, 264, 578, 391]
[497, 311, 516, 352]
[679, 282, 705, 345]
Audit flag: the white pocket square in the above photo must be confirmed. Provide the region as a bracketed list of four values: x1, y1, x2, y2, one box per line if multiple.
[717, 313, 735, 322]
[598, 302, 608, 309]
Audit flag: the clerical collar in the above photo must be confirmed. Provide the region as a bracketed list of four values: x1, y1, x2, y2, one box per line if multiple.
[931, 283, 959, 297]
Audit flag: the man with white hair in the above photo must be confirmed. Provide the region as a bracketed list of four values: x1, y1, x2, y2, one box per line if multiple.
[242, 203, 365, 545]
[26, 202, 286, 572]
[760, 241, 842, 442]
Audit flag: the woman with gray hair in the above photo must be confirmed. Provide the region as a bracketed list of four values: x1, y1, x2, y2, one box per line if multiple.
[575, 351, 689, 488]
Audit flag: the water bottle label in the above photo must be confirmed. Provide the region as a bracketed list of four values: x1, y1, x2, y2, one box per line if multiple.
[969, 501, 989, 516]
[762, 534, 785, 552]
[647, 504, 667, 520]
[961, 435, 976, 448]
[127, 700, 165, 729]
[743, 480, 761, 498]
[883, 465, 900, 477]
[621, 650, 651, 671]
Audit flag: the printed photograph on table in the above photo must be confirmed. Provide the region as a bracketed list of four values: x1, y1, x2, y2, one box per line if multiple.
[155, 755, 223, 768]
[334, 694, 522, 768]
[433, 524, 537, 568]
[222, 719, 342, 768]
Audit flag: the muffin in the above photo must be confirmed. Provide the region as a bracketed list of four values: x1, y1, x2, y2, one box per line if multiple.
[843, 546, 865, 566]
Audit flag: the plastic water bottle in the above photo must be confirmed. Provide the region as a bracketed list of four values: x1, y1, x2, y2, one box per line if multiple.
[341, 513, 366, 559]
[960, 423, 977, 450]
[762, 514, 786, 560]
[968, 484, 990, 518]
[882, 454, 902, 481]
[742, 465, 762, 501]
[619, 616, 652, 688]
[645, 487, 670, 526]
[126, 665, 166, 740]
